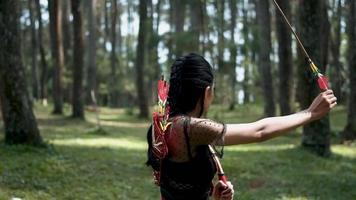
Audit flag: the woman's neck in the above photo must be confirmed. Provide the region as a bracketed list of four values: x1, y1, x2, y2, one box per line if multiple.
[187, 109, 201, 118]
[187, 104, 205, 118]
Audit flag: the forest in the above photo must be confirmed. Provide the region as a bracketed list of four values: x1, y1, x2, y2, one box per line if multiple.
[0, 0, 355, 199]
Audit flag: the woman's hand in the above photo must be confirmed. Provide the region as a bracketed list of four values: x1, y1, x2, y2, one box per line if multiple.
[213, 181, 234, 200]
[307, 89, 337, 121]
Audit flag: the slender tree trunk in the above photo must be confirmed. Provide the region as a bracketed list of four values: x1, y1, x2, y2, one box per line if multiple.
[35, 0, 49, 105]
[173, 0, 186, 57]
[136, 0, 149, 118]
[147, 0, 154, 104]
[249, 0, 259, 104]
[28, 0, 40, 100]
[71, 0, 85, 119]
[214, 0, 229, 105]
[330, 0, 343, 103]
[109, 0, 119, 107]
[62, 0, 71, 68]
[125, 1, 132, 72]
[216, 0, 225, 73]
[229, 0, 237, 110]
[201, 0, 208, 54]
[298, 0, 331, 156]
[242, 2, 250, 104]
[167, 0, 174, 61]
[103, 0, 109, 51]
[62, 0, 72, 104]
[275, 0, 292, 115]
[0, 0, 43, 145]
[154, 0, 161, 77]
[147, 0, 161, 104]
[342, 0, 356, 141]
[116, 3, 122, 105]
[189, 0, 202, 53]
[320, 2, 330, 72]
[86, 0, 97, 104]
[49, 0, 64, 114]
[255, 0, 276, 117]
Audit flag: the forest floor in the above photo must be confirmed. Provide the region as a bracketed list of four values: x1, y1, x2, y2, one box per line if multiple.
[0, 103, 355, 200]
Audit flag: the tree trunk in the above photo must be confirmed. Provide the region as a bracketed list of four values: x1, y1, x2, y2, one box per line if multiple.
[215, 0, 225, 73]
[62, 0, 72, 104]
[214, 0, 229, 105]
[173, 0, 186, 57]
[167, 0, 174, 61]
[147, 0, 161, 104]
[109, 0, 119, 107]
[125, 1, 133, 73]
[103, 0, 110, 50]
[242, 1, 250, 104]
[229, 0, 237, 110]
[342, 0, 356, 141]
[275, 0, 292, 115]
[86, 0, 97, 104]
[116, 3, 122, 105]
[189, 0, 202, 53]
[28, 0, 40, 100]
[297, 0, 331, 156]
[35, 0, 49, 105]
[71, 0, 85, 119]
[248, 0, 259, 104]
[201, 0, 208, 54]
[255, 0, 276, 117]
[49, 0, 64, 114]
[330, 0, 343, 103]
[154, 0, 161, 77]
[136, 0, 149, 118]
[62, 0, 71, 68]
[0, 0, 43, 146]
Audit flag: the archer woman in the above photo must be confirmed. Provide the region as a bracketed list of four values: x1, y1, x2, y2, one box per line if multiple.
[146, 53, 337, 200]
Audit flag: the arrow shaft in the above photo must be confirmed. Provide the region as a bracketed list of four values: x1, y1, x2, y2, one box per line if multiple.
[272, 0, 311, 61]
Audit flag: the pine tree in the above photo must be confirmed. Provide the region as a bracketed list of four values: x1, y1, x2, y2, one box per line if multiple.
[0, 0, 43, 145]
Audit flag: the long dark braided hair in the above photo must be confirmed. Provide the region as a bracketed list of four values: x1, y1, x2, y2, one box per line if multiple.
[146, 53, 214, 169]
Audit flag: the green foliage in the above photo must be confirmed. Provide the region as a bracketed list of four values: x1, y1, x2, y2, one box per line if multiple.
[0, 104, 355, 199]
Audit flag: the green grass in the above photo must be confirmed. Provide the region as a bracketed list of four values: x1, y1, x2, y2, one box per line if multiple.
[0, 103, 355, 200]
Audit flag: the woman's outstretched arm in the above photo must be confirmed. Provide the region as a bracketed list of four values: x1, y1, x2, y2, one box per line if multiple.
[224, 90, 337, 145]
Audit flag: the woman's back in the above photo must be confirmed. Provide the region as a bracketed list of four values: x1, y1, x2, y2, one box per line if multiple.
[159, 116, 226, 200]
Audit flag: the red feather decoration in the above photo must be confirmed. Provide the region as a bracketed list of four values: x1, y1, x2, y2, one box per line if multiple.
[151, 77, 171, 185]
[317, 74, 329, 91]
[158, 78, 169, 102]
[152, 77, 171, 159]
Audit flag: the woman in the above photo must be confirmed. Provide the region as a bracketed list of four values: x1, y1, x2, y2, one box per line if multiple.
[146, 53, 337, 200]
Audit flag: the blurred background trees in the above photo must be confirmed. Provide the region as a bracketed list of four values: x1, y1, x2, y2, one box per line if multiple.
[0, 0, 355, 153]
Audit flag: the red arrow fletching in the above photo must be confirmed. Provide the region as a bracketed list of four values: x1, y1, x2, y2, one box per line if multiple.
[317, 74, 329, 91]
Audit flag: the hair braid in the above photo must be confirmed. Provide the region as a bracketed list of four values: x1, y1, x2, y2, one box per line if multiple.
[168, 56, 185, 116]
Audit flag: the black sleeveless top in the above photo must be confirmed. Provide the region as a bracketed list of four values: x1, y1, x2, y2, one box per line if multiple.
[160, 118, 217, 200]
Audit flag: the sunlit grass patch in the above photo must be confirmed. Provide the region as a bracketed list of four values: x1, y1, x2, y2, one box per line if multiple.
[51, 137, 147, 150]
[227, 143, 296, 152]
[332, 144, 356, 158]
